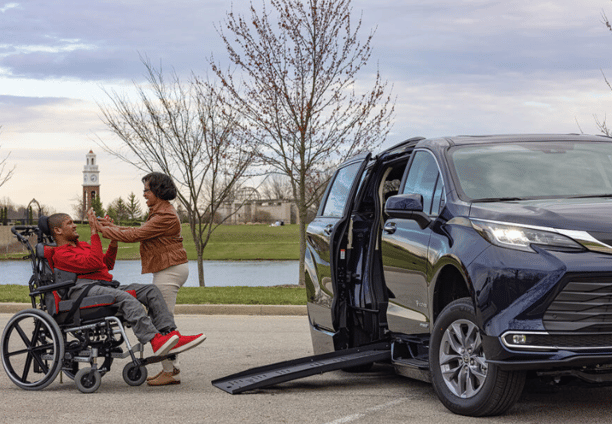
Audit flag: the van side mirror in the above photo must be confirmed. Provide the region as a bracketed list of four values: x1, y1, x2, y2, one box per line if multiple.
[384, 194, 432, 229]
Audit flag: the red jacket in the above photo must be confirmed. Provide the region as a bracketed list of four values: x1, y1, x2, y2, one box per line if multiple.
[45, 234, 118, 282]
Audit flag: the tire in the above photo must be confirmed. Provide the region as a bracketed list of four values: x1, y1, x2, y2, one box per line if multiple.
[123, 362, 148, 386]
[429, 298, 526, 416]
[1, 309, 65, 391]
[75, 367, 101, 393]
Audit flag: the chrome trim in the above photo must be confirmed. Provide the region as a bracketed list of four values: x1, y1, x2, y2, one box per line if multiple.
[501, 331, 612, 351]
[558, 229, 612, 254]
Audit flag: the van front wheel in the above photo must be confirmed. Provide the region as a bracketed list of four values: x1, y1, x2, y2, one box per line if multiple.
[429, 298, 525, 416]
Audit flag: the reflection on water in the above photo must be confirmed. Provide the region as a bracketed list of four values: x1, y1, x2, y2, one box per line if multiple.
[0, 260, 299, 287]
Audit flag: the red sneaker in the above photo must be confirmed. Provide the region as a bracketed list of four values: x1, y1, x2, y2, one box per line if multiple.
[150, 333, 179, 356]
[168, 331, 207, 354]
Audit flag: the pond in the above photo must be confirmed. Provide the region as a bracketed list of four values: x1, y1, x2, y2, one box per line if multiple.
[0, 260, 299, 287]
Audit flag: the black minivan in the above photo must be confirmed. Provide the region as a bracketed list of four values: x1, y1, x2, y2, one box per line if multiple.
[305, 134, 612, 416]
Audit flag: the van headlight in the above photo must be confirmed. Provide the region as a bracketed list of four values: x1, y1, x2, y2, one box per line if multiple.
[470, 219, 585, 253]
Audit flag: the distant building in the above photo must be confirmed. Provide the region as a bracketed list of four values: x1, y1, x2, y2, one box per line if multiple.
[217, 189, 297, 225]
[82, 150, 100, 213]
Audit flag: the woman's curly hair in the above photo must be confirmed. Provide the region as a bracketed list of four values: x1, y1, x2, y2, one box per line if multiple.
[142, 172, 177, 201]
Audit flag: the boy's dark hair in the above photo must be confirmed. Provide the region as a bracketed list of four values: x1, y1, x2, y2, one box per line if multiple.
[47, 213, 70, 238]
[142, 172, 177, 201]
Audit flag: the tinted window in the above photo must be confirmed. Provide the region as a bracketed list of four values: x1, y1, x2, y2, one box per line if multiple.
[321, 162, 362, 217]
[449, 142, 612, 200]
[403, 151, 443, 215]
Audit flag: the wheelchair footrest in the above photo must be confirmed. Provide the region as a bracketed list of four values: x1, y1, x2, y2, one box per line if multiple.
[141, 353, 177, 366]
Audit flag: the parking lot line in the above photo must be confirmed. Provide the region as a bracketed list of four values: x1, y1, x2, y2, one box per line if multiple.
[323, 399, 405, 424]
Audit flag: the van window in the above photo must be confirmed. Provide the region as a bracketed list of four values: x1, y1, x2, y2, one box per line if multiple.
[403, 151, 444, 215]
[321, 162, 362, 217]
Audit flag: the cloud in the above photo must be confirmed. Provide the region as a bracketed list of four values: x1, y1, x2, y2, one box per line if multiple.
[0, 0, 228, 80]
[361, 0, 611, 83]
[0, 2, 19, 13]
[0, 95, 103, 135]
[2, 0, 612, 213]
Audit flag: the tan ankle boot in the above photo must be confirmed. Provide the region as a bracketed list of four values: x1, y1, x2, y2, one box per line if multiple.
[147, 368, 180, 386]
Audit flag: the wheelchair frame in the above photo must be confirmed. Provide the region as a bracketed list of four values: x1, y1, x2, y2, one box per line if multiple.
[1, 223, 170, 393]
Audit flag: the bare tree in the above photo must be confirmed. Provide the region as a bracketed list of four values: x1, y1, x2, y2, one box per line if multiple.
[597, 9, 612, 135]
[260, 174, 293, 200]
[71, 194, 85, 221]
[595, 71, 612, 136]
[97, 58, 256, 286]
[0, 128, 16, 189]
[211, 0, 395, 285]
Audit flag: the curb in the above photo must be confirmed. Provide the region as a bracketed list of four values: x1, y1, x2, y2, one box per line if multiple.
[0, 302, 307, 316]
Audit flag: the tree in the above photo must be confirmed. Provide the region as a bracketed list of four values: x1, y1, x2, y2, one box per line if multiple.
[107, 197, 129, 224]
[107, 197, 130, 225]
[260, 174, 293, 200]
[98, 58, 257, 286]
[126, 192, 143, 220]
[211, 0, 395, 285]
[0, 128, 16, 189]
[71, 194, 85, 221]
[91, 196, 105, 218]
[597, 8, 612, 135]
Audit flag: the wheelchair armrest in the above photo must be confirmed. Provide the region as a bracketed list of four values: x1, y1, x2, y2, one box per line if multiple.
[29, 279, 77, 296]
[29, 269, 78, 296]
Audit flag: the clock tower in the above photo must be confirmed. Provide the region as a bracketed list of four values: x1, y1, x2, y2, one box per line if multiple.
[82, 150, 100, 216]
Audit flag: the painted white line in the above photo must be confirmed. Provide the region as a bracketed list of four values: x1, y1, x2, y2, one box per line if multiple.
[323, 399, 406, 424]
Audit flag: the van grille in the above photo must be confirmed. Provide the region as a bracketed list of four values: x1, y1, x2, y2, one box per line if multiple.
[543, 276, 612, 332]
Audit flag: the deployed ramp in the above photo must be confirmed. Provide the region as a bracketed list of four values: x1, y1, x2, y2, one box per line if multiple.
[212, 342, 391, 394]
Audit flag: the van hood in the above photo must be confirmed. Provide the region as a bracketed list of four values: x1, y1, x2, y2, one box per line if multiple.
[469, 197, 612, 234]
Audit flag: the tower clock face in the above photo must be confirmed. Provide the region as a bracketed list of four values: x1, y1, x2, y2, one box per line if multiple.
[91, 175, 97, 182]
[84, 175, 88, 182]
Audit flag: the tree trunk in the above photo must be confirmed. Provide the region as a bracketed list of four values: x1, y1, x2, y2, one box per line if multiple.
[197, 251, 206, 287]
[298, 208, 307, 287]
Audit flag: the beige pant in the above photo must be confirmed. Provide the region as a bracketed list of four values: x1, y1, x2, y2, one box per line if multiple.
[152, 262, 189, 372]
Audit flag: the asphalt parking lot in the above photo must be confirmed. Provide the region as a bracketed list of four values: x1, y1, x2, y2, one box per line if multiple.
[1, 312, 612, 424]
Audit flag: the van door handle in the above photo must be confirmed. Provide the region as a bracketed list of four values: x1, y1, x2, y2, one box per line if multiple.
[383, 222, 397, 234]
[323, 224, 334, 236]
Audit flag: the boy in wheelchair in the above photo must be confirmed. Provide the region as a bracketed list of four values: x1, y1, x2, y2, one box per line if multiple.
[47, 208, 206, 361]
[1, 208, 205, 393]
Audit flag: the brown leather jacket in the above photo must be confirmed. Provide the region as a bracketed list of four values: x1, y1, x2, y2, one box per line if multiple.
[99, 200, 188, 274]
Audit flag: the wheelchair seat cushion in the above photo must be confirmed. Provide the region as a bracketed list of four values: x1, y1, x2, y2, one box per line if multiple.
[57, 294, 116, 313]
[49, 288, 136, 324]
[54, 294, 119, 325]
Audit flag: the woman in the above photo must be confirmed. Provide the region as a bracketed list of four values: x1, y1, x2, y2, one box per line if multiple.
[98, 172, 199, 386]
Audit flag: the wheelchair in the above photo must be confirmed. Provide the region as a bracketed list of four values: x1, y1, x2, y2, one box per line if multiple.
[1, 218, 171, 393]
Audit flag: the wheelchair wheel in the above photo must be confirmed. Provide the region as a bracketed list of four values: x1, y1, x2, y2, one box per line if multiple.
[75, 367, 101, 393]
[123, 362, 148, 386]
[1, 309, 64, 391]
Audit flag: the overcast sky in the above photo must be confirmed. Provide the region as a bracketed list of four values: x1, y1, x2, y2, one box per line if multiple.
[1, 0, 612, 214]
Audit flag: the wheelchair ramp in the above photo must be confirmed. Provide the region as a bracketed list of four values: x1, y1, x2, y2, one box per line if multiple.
[211, 342, 391, 394]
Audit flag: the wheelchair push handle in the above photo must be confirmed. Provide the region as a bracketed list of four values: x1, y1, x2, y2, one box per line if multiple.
[11, 225, 38, 241]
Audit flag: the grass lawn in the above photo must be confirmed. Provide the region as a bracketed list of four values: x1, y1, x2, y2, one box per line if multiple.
[0, 284, 307, 305]
[2, 223, 301, 261]
[96, 223, 300, 260]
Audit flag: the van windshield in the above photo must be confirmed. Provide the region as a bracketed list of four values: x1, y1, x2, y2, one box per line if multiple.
[449, 141, 612, 201]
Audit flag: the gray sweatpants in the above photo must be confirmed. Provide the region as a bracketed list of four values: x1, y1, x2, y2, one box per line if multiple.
[67, 280, 177, 345]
